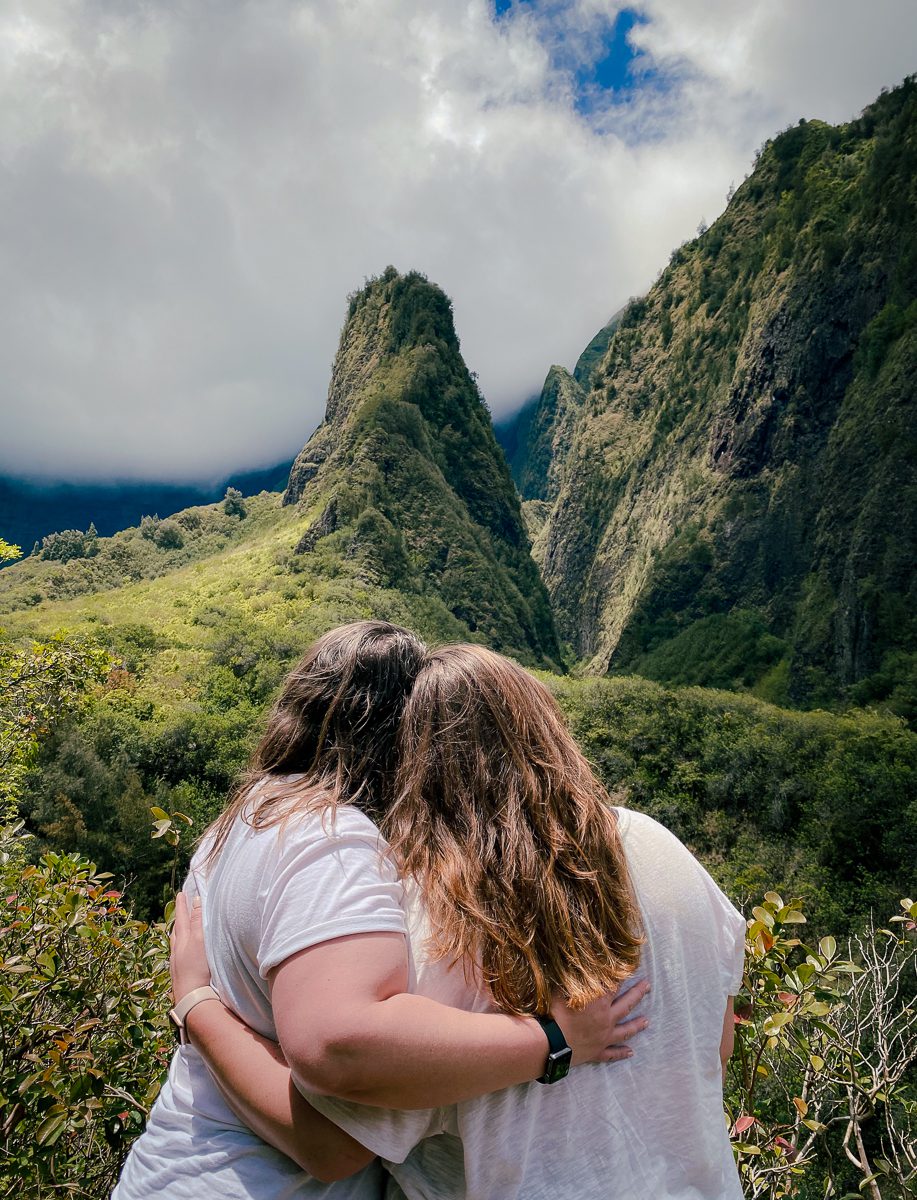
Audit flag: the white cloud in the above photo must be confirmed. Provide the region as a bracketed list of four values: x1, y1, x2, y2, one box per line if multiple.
[0, 0, 913, 481]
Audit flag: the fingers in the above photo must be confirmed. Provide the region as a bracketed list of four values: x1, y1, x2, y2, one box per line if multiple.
[608, 977, 650, 1020]
[607, 1014, 649, 1045]
[171, 892, 187, 943]
[600, 1046, 635, 1063]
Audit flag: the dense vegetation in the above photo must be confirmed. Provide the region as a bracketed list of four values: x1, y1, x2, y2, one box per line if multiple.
[515, 80, 916, 722]
[283, 268, 561, 666]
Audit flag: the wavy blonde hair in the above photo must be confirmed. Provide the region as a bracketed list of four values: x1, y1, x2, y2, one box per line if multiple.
[383, 644, 643, 1015]
[203, 620, 426, 865]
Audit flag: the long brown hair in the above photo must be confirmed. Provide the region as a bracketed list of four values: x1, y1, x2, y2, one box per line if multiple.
[204, 620, 426, 863]
[383, 644, 642, 1015]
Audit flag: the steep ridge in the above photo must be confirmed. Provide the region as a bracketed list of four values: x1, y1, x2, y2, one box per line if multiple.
[525, 79, 916, 712]
[281, 268, 561, 666]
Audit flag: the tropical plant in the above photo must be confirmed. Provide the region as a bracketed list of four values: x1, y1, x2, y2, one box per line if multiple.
[0, 828, 172, 1198]
[727, 894, 917, 1198]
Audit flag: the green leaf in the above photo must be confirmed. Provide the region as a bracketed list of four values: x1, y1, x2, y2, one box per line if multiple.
[763, 1012, 794, 1033]
[149, 807, 169, 822]
[805, 1000, 832, 1017]
[781, 910, 806, 923]
[35, 1111, 67, 1146]
[819, 936, 837, 959]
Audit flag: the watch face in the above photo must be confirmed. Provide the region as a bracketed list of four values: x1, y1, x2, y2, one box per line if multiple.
[545, 1046, 572, 1084]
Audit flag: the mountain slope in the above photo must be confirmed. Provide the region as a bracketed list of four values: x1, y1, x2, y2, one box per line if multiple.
[522, 79, 917, 712]
[0, 269, 559, 670]
[281, 267, 561, 666]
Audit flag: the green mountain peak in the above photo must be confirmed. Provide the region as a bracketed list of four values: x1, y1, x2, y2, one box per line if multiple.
[284, 267, 561, 665]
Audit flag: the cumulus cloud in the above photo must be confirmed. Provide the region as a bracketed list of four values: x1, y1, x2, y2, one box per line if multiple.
[0, 0, 914, 481]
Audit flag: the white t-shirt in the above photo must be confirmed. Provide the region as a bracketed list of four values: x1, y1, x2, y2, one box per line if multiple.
[308, 808, 747, 1200]
[113, 797, 406, 1200]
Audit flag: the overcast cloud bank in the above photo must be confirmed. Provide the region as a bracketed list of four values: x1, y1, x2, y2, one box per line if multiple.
[1, 0, 914, 482]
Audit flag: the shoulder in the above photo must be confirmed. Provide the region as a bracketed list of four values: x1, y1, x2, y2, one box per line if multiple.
[271, 802, 392, 876]
[614, 806, 688, 854]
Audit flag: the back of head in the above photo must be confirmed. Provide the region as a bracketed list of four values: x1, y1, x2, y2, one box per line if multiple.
[384, 644, 642, 1015]
[205, 620, 426, 861]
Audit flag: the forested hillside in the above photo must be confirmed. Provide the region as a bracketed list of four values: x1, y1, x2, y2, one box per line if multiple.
[512, 81, 917, 720]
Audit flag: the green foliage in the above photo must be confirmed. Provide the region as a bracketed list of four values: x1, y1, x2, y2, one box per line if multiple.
[151, 520, 184, 551]
[0, 636, 110, 819]
[223, 487, 246, 518]
[139, 515, 160, 541]
[0, 826, 172, 1198]
[630, 611, 788, 695]
[856, 299, 917, 377]
[551, 674, 916, 934]
[727, 894, 917, 1197]
[40, 528, 98, 564]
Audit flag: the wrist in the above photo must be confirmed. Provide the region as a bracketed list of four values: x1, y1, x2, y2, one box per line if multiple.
[170, 984, 220, 1043]
[533, 1014, 573, 1084]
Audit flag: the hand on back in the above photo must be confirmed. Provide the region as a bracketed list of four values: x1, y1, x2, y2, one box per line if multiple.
[551, 977, 650, 1066]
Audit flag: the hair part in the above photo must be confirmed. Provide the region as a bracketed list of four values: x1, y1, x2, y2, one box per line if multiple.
[383, 644, 643, 1016]
[203, 620, 427, 864]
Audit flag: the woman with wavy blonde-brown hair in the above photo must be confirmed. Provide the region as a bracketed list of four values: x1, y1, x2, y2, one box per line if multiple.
[170, 641, 744, 1199]
[385, 642, 642, 1017]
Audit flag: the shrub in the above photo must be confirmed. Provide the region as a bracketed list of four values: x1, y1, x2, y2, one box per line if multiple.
[223, 487, 246, 518]
[39, 529, 98, 564]
[138, 515, 160, 542]
[152, 521, 184, 551]
[0, 827, 172, 1197]
[727, 894, 917, 1198]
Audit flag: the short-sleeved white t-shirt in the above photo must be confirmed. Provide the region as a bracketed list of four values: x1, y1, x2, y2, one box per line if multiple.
[308, 808, 747, 1200]
[113, 794, 406, 1200]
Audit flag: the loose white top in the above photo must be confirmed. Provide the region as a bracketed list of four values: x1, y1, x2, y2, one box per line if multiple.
[112, 798, 405, 1200]
[310, 808, 747, 1200]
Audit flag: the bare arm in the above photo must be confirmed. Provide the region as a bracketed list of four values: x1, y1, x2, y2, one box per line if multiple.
[720, 996, 735, 1084]
[172, 894, 374, 1181]
[269, 931, 648, 1108]
[173, 892, 649, 1160]
[185, 1000, 375, 1181]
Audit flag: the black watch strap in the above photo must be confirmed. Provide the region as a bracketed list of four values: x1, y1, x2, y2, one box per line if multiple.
[535, 1015, 573, 1084]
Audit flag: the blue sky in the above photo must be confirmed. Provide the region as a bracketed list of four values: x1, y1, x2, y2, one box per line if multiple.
[494, 3, 652, 109]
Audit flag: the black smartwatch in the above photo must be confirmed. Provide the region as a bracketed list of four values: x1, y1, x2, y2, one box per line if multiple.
[534, 1015, 573, 1084]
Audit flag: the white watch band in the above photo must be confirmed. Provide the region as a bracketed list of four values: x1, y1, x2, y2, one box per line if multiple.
[170, 985, 219, 1031]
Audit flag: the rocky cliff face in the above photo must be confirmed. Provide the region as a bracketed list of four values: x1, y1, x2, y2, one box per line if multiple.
[520, 80, 917, 711]
[283, 268, 562, 668]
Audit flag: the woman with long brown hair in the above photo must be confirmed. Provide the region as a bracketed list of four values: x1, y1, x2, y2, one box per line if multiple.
[173, 641, 745, 1197]
[114, 624, 645, 1200]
